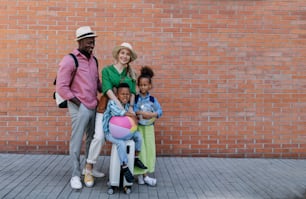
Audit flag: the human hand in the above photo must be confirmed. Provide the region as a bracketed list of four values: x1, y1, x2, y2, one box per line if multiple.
[125, 112, 138, 124]
[128, 106, 135, 115]
[136, 111, 156, 119]
[69, 97, 81, 107]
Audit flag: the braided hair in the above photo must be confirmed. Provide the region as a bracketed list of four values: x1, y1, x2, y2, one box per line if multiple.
[126, 63, 137, 81]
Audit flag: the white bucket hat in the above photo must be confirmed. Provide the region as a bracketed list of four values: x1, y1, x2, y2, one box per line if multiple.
[75, 26, 97, 41]
[112, 42, 137, 62]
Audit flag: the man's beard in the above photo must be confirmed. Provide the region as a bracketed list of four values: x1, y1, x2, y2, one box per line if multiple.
[78, 49, 91, 59]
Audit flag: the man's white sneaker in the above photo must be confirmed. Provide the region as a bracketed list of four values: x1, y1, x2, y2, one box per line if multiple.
[82, 168, 105, 178]
[138, 175, 145, 185]
[144, 176, 157, 186]
[70, 176, 82, 189]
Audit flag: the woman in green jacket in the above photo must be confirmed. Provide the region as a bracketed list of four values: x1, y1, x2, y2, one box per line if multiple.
[83, 42, 138, 187]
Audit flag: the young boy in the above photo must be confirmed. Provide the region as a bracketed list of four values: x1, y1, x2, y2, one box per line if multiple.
[103, 83, 147, 182]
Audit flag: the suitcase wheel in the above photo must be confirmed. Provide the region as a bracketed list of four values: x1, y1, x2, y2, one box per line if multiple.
[107, 187, 114, 195]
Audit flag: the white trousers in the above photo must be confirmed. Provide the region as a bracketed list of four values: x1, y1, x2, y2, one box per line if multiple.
[86, 113, 105, 164]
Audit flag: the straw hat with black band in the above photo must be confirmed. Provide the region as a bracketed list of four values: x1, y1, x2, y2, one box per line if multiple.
[75, 26, 97, 41]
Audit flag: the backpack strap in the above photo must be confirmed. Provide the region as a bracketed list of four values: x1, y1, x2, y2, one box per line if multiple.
[135, 94, 155, 104]
[135, 94, 139, 104]
[69, 53, 79, 68]
[93, 56, 98, 68]
[69, 53, 98, 68]
[68, 53, 80, 87]
[149, 96, 155, 103]
[53, 53, 79, 86]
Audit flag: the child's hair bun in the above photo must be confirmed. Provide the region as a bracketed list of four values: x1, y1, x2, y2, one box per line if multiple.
[140, 66, 154, 78]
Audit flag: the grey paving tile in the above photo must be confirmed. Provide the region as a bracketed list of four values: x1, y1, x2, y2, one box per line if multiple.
[1, 154, 306, 199]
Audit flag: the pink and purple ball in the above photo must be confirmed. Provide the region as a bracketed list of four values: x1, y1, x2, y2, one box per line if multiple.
[109, 116, 137, 139]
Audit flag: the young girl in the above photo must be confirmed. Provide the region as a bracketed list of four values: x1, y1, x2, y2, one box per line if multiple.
[133, 66, 163, 186]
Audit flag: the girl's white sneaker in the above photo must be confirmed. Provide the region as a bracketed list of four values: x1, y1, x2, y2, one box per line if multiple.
[138, 175, 145, 185]
[144, 176, 157, 186]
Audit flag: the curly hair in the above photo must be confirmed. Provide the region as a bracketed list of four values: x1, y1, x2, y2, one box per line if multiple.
[137, 66, 154, 85]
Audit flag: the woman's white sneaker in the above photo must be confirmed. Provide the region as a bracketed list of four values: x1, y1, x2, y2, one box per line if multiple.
[144, 176, 157, 186]
[84, 170, 94, 188]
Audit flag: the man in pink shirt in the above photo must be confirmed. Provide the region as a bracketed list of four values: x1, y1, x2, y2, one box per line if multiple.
[56, 26, 102, 190]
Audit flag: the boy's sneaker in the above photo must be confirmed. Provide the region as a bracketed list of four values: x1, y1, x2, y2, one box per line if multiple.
[144, 176, 157, 186]
[84, 170, 94, 187]
[138, 175, 145, 185]
[82, 168, 105, 178]
[122, 167, 134, 183]
[134, 158, 147, 169]
[70, 176, 82, 189]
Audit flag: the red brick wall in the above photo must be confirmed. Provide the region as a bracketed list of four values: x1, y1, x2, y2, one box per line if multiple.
[1, 0, 306, 158]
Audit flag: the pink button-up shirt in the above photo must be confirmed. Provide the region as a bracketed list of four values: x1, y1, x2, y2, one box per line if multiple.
[56, 49, 101, 109]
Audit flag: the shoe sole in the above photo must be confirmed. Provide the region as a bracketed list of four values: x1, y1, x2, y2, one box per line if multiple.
[71, 182, 82, 190]
[71, 185, 82, 190]
[84, 183, 94, 188]
[144, 179, 157, 186]
[145, 183, 156, 186]
[72, 187, 82, 190]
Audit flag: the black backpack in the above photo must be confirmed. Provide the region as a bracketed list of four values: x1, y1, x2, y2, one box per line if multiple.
[135, 94, 155, 104]
[53, 53, 98, 108]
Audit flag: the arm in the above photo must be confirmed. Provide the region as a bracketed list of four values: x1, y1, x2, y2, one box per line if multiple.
[108, 100, 126, 116]
[97, 77, 102, 93]
[106, 89, 124, 110]
[153, 97, 163, 118]
[128, 93, 135, 114]
[70, 97, 81, 106]
[56, 54, 80, 106]
[125, 104, 138, 124]
[127, 77, 136, 114]
[136, 97, 162, 119]
[136, 111, 157, 119]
